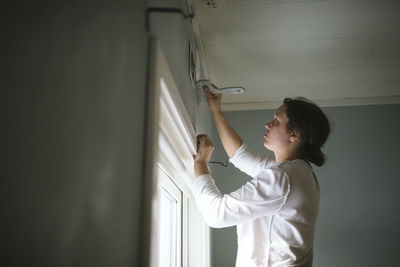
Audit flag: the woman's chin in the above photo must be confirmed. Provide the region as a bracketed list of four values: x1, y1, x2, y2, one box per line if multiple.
[264, 140, 274, 150]
[263, 141, 269, 149]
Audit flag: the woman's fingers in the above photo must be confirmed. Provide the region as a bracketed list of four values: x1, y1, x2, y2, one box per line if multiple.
[203, 86, 218, 97]
[197, 134, 213, 148]
[203, 86, 213, 98]
[207, 90, 222, 102]
[197, 134, 208, 141]
[202, 86, 222, 114]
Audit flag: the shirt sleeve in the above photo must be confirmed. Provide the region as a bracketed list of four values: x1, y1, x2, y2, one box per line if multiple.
[229, 143, 276, 178]
[192, 167, 290, 228]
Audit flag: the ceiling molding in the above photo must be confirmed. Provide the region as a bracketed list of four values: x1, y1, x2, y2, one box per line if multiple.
[221, 95, 400, 111]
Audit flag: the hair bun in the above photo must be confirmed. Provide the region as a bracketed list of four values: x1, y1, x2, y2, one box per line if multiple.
[307, 148, 326, 167]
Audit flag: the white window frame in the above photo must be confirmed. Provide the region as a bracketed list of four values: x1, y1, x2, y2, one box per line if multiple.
[158, 166, 182, 267]
[143, 37, 210, 267]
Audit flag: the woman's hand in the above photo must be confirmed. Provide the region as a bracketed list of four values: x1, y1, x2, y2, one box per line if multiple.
[203, 86, 222, 114]
[194, 134, 214, 163]
[193, 134, 214, 178]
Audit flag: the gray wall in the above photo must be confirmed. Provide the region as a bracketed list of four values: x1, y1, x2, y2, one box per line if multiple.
[2, 0, 212, 266]
[2, 1, 149, 266]
[148, 0, 203, 127]
[209, 104, 400, 267]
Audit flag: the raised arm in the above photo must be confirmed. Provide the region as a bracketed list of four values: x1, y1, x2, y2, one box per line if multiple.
[203, 86, 243, 158]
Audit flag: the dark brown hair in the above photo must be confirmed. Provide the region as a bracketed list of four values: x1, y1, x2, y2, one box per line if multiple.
[283, 97, 331, 167]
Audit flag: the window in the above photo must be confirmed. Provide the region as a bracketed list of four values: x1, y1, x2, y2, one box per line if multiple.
[158, 167, 182, 267]
[156, 85, 190, 267]
[143, 37, 210, 267]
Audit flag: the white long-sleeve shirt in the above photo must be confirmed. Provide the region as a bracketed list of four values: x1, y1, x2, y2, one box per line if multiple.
[192, 143, 320, 267]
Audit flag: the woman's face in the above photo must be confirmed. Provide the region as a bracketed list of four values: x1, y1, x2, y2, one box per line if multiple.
[264, 105, 294, 152]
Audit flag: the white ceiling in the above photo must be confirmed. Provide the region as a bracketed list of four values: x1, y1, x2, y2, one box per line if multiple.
[190, 0, 400, 110]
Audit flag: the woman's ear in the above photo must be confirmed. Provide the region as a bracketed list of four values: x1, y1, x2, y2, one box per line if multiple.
[289, 131, 301, 143]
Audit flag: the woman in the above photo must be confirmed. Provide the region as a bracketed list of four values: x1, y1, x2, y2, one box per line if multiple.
[192, 86, 331, 267]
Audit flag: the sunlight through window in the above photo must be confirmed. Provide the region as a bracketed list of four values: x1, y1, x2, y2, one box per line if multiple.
[159, 186, 178, 267]
[158, 167, 182, 267]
